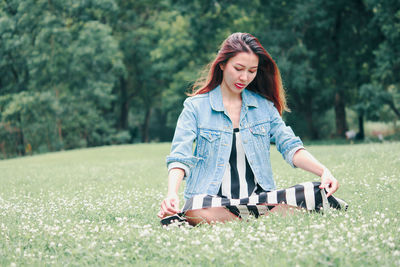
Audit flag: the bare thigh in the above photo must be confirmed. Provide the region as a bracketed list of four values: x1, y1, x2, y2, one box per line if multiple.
[185, 207, 239, 226]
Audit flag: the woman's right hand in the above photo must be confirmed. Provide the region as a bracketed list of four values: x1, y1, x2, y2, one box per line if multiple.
[157, 192, 180, 218]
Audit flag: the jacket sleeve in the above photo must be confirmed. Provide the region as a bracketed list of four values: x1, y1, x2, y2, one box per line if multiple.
[166, 98, 199, 178]
[269, 103, 304, 168]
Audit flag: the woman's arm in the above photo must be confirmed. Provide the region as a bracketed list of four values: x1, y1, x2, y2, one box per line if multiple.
[158, 99, 198, 218]
[157, 167, 185, 218]
[292, 149, 339, 197]
[166, 99, 199, 178]
[268, 102, 304, 167]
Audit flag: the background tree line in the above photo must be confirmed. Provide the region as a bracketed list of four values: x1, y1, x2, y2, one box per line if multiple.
[0, 0, 399, 159]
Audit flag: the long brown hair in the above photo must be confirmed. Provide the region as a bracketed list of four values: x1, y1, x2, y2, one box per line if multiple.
[190, 32, 288, 115]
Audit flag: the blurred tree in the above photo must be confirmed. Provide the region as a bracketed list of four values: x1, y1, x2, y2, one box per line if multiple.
[252, 0, 324, 139]
[114, 0, 171, 142]
[361, 0, 400, 121]
[282, 0, 380, 138]
[0, 0, 124, 156]
[0, 0, 397, 158]
[0, 92, 58, 155]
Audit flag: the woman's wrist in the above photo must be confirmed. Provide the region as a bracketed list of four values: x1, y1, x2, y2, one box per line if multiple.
[316, 165, 327, 177]
[167, 191, 178, 197]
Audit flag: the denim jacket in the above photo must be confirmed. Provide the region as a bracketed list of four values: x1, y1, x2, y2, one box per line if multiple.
[166, 85, 304, 200]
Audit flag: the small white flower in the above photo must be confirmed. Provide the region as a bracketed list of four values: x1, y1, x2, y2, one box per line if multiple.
[191, 240, 201, 245]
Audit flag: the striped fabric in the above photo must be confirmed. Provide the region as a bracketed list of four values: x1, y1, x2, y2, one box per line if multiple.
[160, 182, 348, 226]
[184, 181, 347, 213]
[218, 128, 258, 199]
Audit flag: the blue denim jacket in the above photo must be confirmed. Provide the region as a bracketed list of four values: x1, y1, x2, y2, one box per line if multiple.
[166, 85, 304, 200]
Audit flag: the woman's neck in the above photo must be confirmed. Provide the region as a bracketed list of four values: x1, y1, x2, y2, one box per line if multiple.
[220, 84, 242, 128]
[220, 84, 242, 104]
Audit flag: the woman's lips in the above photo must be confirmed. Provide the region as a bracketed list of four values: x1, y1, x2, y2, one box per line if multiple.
[235, 83, 245, 89]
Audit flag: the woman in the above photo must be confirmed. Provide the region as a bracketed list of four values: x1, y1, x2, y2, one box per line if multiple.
[158, 33, 347, 226]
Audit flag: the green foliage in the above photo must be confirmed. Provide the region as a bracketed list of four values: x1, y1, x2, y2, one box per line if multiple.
[0, 0, 125, 157]
[1, 0, 399, 158]
[0, 91, 59, 155]
[362, 0, 400, 119]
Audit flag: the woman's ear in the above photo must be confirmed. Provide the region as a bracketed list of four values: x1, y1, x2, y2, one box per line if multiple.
[219, 62, 225, 71]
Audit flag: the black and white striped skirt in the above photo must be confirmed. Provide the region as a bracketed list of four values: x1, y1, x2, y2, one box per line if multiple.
[160, 181, 348, 226]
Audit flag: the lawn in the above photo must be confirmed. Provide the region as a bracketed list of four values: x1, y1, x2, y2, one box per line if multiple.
[0, 142, 399, 266]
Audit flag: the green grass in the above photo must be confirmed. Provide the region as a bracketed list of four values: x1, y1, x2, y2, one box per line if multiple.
[1, 142, 400, 266]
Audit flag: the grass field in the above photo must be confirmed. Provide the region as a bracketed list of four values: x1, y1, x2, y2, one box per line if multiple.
[1, 142, 399, 266]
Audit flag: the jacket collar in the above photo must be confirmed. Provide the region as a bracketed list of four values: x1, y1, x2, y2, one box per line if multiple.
[209, 85, 259, 112]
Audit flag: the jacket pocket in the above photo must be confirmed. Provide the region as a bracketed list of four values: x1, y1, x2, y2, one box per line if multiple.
[250, 122, 271, 152]
[196, 129, 221, 157]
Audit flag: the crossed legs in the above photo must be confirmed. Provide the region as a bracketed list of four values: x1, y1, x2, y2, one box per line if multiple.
[184, 204, 302, 226]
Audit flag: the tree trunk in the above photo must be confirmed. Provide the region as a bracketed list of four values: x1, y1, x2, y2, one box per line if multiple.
[155, 108, 171, 142]
[332, 9, 347, 138]
[119, 77, 129, 130]
[55, 89, 63, 148]
[0, 142, 6, 159]
[141, 107, 152, 143]
[334, 92, 348, 137]
[17, 124, 25, 156]
[57, 119, 63, 146]
[304, 97, 319, 139]
[357, 113, 365, 140]
[386, 99, 400, 119]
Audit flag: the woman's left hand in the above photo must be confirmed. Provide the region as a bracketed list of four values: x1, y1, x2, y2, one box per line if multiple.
[319, 168, 339, 197]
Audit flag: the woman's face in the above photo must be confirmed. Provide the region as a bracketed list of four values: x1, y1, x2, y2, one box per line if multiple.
[220, 52, 259, 96]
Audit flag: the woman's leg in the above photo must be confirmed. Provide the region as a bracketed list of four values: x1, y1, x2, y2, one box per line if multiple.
[185, 207, 239, 226]
[184, 204, 303, 226]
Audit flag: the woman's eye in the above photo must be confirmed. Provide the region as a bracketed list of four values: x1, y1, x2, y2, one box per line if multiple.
[234, 67, 243, 71]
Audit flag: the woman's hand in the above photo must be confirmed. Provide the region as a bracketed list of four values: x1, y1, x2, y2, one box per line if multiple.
[319, 168, 339, 197]
[157, 193, 180, 218]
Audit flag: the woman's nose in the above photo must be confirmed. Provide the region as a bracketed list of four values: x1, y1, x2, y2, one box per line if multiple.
[239, 73, 248, 82]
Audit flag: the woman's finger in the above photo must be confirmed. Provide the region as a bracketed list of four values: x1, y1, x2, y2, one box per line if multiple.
[161, 200, 173, 215]
[319, 178, 331, 189]
[164, 199, 178, 214]
[326, 180, 339, 197]
[160, 201, 167, 213]
[157, 209, 164, 218]
[171, 198, 179, 212]
[158, 195, 180, 219]
[320, 182, 330, 189]
[160, 204, 173, 217]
